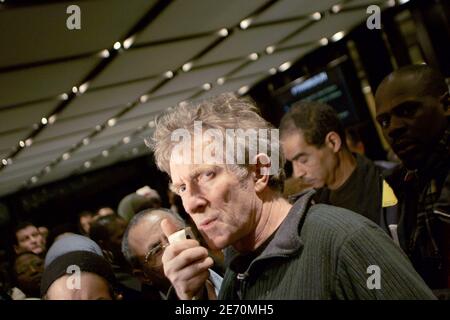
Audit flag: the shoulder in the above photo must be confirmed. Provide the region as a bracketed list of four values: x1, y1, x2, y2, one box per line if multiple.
[301, 204, 382, 244]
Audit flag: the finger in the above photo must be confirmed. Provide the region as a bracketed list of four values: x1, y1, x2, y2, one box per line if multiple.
[162, 239, 201, 262]
[161, 218, 180, 238]
[164, 246, 209, 273]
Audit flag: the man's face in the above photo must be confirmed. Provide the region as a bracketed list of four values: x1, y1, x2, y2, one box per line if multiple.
[46, 273, 112, 300]
[170, 161, 259, 252]
[128, 213, 175, 288]
[80, 215, 93, 234]
[14, 253, 44, 297]
[15, 225, 45, 255]
[281, 131, 336, 189]
[375, 78, 448, 169]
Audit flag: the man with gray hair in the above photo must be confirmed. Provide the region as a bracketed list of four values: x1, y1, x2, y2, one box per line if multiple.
[150, 92, 435, 300]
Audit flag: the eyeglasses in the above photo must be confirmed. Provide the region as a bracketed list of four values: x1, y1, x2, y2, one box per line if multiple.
[144, 242, 169, 265]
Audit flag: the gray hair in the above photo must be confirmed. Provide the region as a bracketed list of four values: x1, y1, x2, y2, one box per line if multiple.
[148, 93, 285, 192]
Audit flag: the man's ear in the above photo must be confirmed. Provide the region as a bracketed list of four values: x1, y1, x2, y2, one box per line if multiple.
[325, 132, 342, 153]
[252, 153, 271, 193]
[14, 245, 20, 255]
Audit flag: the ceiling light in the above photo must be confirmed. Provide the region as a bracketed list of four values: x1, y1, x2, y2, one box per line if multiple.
[123, 136, 131, 144]
[25, 138, 33, 147]
[1, 159, 7, 166]
[399, 0, 410, 4]
[60, 93, 69, 100]
[132, 148, 139, 155]
[239, 18, 252, 30]
[41, 117, 48, 125]
[95, 125, 102, 131]
[182, 62, 193, 72]
[331, 31, 345, 42]
[237, 85, 250, 95]
[202, 83, 212, 91]
[79, 82, 89, 94]
[113, 41, 121, 50]
[331, 4, 342, 13]
[278, 61, 292, 72]
[31, 176, 38, 184]
[84, 161, 91, 168]
[108, 118, 117, 127]
[72, 86, 78, 94]
[265, 46, 275, 54]
[269, 68, 277, 75]
[122, 36, 135, 49]
[148, 120, 155, 128]
[217, 77, 225, 85]
[218, 28, 228, 37]
[310, 12, 322, 20]
[62, 153, 70, 160]
[319, 37, 329, 46]
[82, 138, 90, 146]
[45, 166, 51, 173]
[387, 0, 396, 7]
[48, 115, 57, 124]
[19, 140, 25, 148]
[164, 71, 174, 79]
[140, 95, 149, 103]
[248, 53, 258, 61]
[99, 49, 110, 58]
[102, 150, 109, 157]
[7, 158, 12, 165]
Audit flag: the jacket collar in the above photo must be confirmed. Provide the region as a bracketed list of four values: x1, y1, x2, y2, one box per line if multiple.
[227, 189, 316, 266]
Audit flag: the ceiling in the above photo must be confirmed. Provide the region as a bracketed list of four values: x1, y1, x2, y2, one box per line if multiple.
[0, 0, 390, 197]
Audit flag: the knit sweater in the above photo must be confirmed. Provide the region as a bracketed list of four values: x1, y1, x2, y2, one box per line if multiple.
[219, 190, 436, 300]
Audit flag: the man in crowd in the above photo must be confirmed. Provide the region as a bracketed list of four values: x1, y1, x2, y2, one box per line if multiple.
[375, 64, 450, 293]
[150, 93, 435, 299]
[13, 222, 46, 256]
[122, 208, 220, 300]
[279, 101, 387, 224]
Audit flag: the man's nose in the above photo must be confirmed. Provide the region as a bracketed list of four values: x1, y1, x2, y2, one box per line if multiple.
[292, 162, 306, 178]
[387, 115, 407, 141]
[183, 190, 207, 214]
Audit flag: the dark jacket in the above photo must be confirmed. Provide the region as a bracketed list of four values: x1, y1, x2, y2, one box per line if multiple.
[219, 190, 435, 300]
[383, 126, 450, 291]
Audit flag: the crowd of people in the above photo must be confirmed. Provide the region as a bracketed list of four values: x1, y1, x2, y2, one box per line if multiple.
[0, 64, 448, 300]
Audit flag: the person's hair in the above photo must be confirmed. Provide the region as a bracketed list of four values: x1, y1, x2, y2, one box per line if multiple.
[89, 215, 124, 244]
[149, 92, 285, 191]
[121, 208, 184, 270]
[380, 64, 449, 98]
[279, 101, 347, 149]
[12, 221, 36, 245]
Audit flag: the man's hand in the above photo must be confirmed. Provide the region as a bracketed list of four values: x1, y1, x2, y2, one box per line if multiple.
[161, 218, 214, 300]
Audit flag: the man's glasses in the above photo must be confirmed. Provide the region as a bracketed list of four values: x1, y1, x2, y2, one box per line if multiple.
[144, 242, 169, 265]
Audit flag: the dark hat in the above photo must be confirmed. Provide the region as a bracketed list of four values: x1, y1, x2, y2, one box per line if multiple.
[40, 250, 116, 297]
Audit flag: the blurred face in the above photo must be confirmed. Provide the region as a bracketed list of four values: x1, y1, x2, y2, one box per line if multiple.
[128, 213, 177, 289]
[108, 218, 127, 254]
[45, 272, 112, 300]
[281, 131, 337, 189]
[14, 253, 44, 297]
[375, 77, 448, 169]
[80, 215, 93, 234]
[170, 162, 260, 252]
[15, 225, 45, 255]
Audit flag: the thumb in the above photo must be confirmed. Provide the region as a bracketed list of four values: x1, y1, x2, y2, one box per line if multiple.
[161, 218, 180, 238]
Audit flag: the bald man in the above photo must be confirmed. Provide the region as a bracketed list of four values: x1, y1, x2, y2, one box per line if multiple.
[375, 65, 450, 293]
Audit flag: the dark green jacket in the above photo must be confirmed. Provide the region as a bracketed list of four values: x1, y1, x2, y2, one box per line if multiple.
[219, 190, 436, 300]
